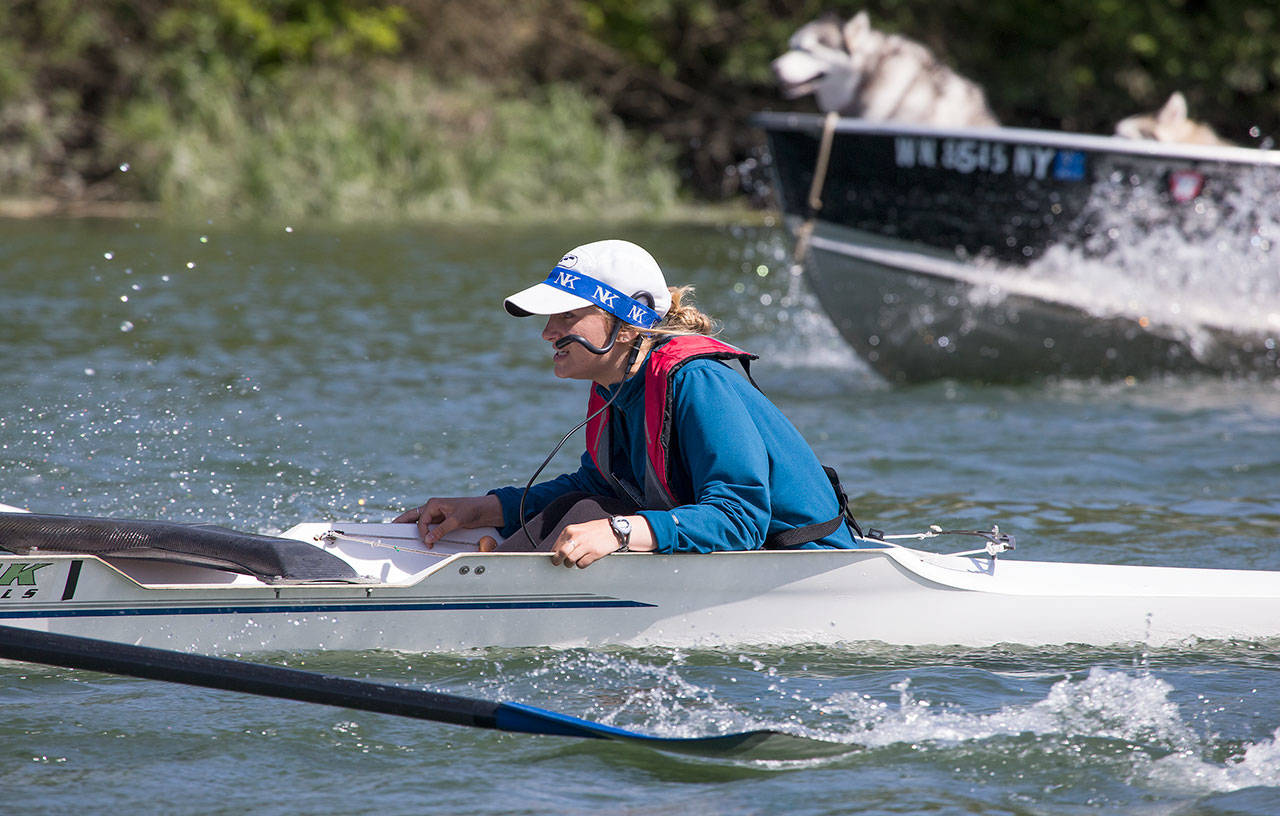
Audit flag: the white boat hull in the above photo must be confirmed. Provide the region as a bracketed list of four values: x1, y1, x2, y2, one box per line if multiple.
[2, 522, 1277, 652]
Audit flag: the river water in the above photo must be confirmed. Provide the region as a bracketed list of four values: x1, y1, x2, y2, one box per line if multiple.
[2, 218, 1279, 814]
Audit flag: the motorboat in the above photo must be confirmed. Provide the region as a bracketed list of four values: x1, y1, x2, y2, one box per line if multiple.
[754, 112, 1280, 382]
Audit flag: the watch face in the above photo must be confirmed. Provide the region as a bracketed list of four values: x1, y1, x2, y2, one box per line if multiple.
[611, 516, 631, 536]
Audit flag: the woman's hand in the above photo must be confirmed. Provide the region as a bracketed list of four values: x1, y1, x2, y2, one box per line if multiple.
[393, 495, 503, 547]
[551, 515, 654, 568]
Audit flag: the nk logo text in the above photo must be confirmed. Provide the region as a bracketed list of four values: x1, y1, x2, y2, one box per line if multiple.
[0, 562, 51, 599]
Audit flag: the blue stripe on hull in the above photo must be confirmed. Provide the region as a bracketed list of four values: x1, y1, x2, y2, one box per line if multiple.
[0, 598, 655, 620]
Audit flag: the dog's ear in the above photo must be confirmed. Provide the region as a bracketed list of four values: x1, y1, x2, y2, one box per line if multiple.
[1157, 92, 1189, 127]
[844, 11, 871, 50]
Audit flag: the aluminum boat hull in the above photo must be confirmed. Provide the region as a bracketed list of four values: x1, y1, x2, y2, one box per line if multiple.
[755, 112, 1280, 382]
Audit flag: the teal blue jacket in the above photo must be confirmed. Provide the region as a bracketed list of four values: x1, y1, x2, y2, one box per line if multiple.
[491, 356, 857, 553]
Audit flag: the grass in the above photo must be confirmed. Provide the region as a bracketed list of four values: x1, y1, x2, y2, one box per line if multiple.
[102, 64, 684, 224]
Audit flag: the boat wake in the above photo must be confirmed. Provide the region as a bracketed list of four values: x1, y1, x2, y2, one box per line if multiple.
[1146, 726, 1280, 794]
[817, 668, 1196, 752]
[813, 667, 1280, 793]
[499, 650, 1280, 791]
[976, 164, 1280, 350]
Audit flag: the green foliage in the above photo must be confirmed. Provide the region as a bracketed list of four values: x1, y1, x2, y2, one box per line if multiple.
[104, 67, 679, 222]
[580, 0, 831, 85]
[155, 0, 408, 71]
[2, 0, 1279, 217]
[579, 0, 1280, 139]
[856, 0, 1280, 136]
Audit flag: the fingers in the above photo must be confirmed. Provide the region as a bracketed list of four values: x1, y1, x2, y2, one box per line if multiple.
[392, 507, 420, 524]
[550, 524, 577, 567]
[395, 500, 449, 544]
[394, 502, 443, 526]
[550, 522, 615, 569]
[395, 496, 502, 546]
[423, 515, 461, 547]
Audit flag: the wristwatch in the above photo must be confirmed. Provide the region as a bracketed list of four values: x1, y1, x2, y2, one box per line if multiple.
[608, 515, 632, 552]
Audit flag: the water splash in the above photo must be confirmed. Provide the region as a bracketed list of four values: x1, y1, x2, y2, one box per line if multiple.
[489, 649, 758, 739]
[811, 667, 1280, 794]
[1146, 727, 1280, 793]
[503, 655, 1280, 791]
[976, 163, 1280, 339]
[815, 668, 1198, 752]
[717, 224, 872, 377]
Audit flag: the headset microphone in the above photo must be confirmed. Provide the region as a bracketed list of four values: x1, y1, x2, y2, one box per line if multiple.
[553, 317, 623, 355]
[551, 291, 655, 356]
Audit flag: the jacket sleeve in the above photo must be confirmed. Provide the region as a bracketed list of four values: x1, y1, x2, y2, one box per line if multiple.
[637, 364, 773, 553]
[488, 451, 614, 539]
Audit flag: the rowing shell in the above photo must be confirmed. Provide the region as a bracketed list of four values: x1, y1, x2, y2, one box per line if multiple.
[1, 514, 1278, 653]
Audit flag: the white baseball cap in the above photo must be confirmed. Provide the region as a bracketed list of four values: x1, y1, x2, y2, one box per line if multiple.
[504, 239, 671, 328]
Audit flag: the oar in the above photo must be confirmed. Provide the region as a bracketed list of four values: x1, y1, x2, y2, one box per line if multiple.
[0, 626, 835, 756]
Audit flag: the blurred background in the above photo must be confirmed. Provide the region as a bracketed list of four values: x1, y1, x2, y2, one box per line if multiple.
[3, 0, 1279, 222]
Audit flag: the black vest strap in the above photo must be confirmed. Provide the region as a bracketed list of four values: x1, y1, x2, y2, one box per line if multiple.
[763, 466, 864, 549]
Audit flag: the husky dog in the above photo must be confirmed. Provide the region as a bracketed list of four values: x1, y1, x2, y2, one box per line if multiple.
[771, 11, 999, 127]
[1115, 92, 1232, 146]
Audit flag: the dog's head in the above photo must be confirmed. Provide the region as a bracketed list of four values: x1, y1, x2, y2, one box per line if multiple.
[771, 15, 846, 100]
[1115, 92, 1231, 146]
[771, 12, 881, 114]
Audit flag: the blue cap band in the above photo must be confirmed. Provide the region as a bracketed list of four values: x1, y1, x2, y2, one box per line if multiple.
[542, 266, 662, 329]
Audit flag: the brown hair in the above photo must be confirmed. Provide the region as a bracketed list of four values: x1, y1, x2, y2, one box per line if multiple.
[620, 286, 719, 377]
[648, 285, 718, 337]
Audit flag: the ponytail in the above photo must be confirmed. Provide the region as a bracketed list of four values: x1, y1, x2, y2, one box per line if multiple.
[623, 285, 719, 377]
[650, 285, 718, 337]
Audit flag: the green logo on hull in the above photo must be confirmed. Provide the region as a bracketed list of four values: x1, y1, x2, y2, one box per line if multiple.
[0, 562, 52, 586]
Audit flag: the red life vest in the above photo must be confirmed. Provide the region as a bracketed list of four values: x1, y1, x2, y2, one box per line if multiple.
[584, 335, 758, 509]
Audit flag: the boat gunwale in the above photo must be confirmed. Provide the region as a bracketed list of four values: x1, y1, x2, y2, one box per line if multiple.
[751, 110, 1280, 167]
[7, 543, 1280, 598]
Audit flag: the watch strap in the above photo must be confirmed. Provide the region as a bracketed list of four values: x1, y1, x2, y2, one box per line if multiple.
[608, 515, 631, 552]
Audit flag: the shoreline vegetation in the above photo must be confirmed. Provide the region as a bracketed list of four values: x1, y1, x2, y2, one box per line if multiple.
[3, 1, 1278, 224]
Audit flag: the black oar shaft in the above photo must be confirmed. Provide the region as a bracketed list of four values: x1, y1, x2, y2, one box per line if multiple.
[0, 625, 501, 730]
[0, 626, 823, 755]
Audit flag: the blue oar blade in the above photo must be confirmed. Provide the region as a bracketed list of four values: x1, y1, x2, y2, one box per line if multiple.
[495, 701, 848, 757]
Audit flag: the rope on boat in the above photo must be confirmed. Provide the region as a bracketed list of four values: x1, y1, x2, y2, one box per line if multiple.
[318, 524, 1016, 561]
[872, 525, 1016, 558]
[317, 530, 464, 558]
[787, 111, 841, 295]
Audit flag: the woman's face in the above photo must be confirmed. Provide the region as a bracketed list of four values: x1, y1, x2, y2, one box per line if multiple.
[541, 307, 632, 384]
